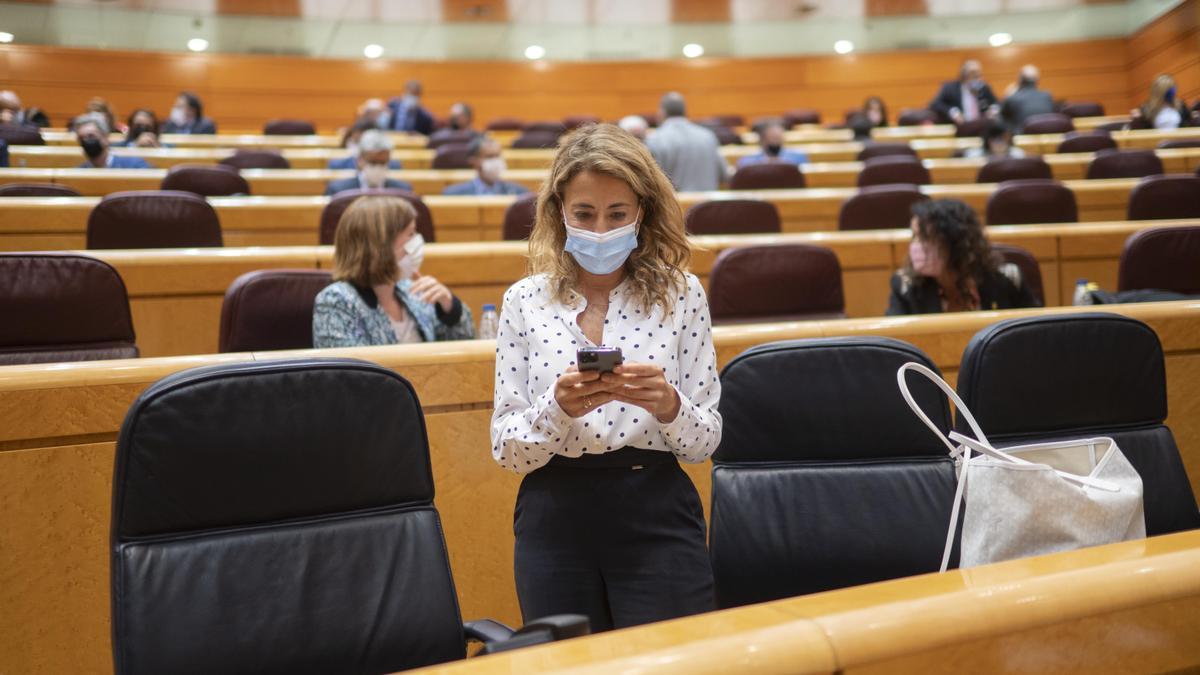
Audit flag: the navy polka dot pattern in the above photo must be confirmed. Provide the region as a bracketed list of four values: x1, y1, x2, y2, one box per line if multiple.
[489, 273, 723, 474]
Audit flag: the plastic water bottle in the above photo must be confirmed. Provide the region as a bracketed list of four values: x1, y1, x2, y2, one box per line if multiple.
[1073, 279, 1091, 306]
[478, 304, 498, 340]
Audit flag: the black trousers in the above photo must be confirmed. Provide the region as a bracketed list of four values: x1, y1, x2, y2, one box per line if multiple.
[513, 448, 714, 632]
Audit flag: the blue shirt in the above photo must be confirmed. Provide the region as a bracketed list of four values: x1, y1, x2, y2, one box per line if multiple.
[443, 176, 530, 196]
[735, 149, 809, 169]
[328, 156, 401, 170]
[78, 154, 152, 169]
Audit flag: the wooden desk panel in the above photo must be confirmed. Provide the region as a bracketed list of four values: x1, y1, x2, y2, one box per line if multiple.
[1, 301, 1197, 675]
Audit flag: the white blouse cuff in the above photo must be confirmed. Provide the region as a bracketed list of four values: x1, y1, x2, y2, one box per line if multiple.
[658, 385, 699, 438]
[537, 388, 575, 433]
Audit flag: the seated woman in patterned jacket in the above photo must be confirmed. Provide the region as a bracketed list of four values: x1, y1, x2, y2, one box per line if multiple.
[313, 196, 474, 347]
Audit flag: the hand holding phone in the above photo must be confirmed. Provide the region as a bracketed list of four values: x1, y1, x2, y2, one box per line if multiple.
[576, 346, 623, 373]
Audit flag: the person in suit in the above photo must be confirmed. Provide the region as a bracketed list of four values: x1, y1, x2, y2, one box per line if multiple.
[328, 118, 401, 170]
[387, 80, 435, 135]
[735, 119, 808, 169]
[930, 60, 999, 125]
[442, 135, 530, 196]
[162, 92, 217, 134]
[1001, 65, 1055, 132]
[646, 92, 728, 191]
[324, 129, 413, 196]
[887, 199, 1036, 315]
[74, 113, 151, 169]
[313, 195, 473, 347]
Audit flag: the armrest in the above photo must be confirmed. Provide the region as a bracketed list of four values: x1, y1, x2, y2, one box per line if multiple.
[472, 614, 590, 656]
[463, 618, 515, 644]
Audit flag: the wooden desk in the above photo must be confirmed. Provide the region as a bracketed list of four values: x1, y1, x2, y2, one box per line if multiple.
[411, 530, 1200, 674]
[0, 179, 1144, 251]
[1, 300, 1197, 674]
[73, 219, 1193, 358]
[42, 131, 430, 149]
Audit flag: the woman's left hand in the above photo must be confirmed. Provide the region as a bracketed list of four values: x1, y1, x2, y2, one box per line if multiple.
[601, 362, 681, 423]
[409, 274, 454, 313]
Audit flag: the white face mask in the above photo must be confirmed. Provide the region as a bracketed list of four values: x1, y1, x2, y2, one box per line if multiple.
[169, 105, 188, 126]
[345, 141, 359, 156]
[361, 163, 389, 188]
[562, 209, 641, 275]
[397, 233, 425, 280]
[479, 156, 506, 183]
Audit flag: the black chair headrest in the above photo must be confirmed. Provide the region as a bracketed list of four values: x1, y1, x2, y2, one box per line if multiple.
[113, 358, 434, 539]
[715, 337, 951, 462]
[957, 313, 1166, 436]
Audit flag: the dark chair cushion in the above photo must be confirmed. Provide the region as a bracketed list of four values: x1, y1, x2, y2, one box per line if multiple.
[1021, 113, 1075, 134]
[729, 163, 804, 190]
[708, 244, 844, 323]
[0, 123, 45, 145]
[0, 182, 82, 197]
[562, 115, 601, 130]
[701, 124, 743, 146]
[510, 130, 562, 149]
[957, 314, 1200, 536]
[485, 117, 524, 131]
[954, 119, 989, 138]
[1057, 131, 1117, 154]
[985, 179, 1078, 225]
[432, 143, 473, 169]
[896, 108, 936, 126]
[1118, 225, 1200, 293]
[320, 188, 435, 245]
[856, 143, 916, 162]
[783, 109, 821, 126]
[684, 199, 781, 235]
[219, 269, 333, 352]
[87, 190, 223, 249]
[0, 252, 137, 364]
[976, 157, 1053, 183]
[219, 150, 291, 170]
[838, 184, 928, 231]
[1126, 175, 1200, 221]
[263, 119, 316, 135]
[857, 155, 931, 187]
[427, 130, 477, 150]
[991, 243, 1045, 306]
[1060, 102, 1105, 118]
[160, 164, 251, 197]
[1086, 149, 1164, 179]
[700, 114, 745, 128]
[502, 192, 538, 241]
[522, 121, 567, 135]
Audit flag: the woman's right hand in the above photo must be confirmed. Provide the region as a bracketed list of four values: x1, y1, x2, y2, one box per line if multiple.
[554, 366, 617, 417]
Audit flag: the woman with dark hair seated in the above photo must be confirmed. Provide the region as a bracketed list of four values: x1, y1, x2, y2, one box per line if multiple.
[963, 121, 1025, 158]
[123, 109, 162, 147]
[887, 199, 1038, 315]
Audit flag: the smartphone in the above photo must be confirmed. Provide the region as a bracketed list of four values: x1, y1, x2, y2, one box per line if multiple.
[577, 346, 623, 373]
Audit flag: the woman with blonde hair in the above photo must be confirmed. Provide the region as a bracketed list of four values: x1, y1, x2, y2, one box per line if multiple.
[490, 124, 721, 630]
[312, 195, 473, 347]
[1134, 74, 1190, 130]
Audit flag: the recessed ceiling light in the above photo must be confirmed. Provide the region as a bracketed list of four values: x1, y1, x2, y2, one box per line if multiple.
[363, 43, 384, 59]
[0, 32, 14, 44]
[834, 40, 854, 54]
[186, 38, 209, 52]
[682, 43, 704, 58]
[989, 32, 1013, 47]
[524, 45, 546, 60]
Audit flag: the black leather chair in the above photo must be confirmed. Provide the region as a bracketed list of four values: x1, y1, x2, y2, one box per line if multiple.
[510, 130, 562, 149]
[1126, 174, 1200, 220]
[110, 359, 588, 675]
[1117, 225, 1200, 293]
[729, 163, 804, 190]
[502, 192, 538, 240]
[1060, 102, 1105, 118]
[856, 143, 916, 162]
[976, 157, 1053, 183]
[857, 155, 931, 187]
[219, 150, 291, 170]
[1021, 113, 1075, 134]
[700, 123, 742, 146]
[896, 108, 936, 126]
[485, 117, 524, 131]
[711, 337, 958, 608]
[985, 179, 1078, 225]
[0, 182, 82, 197]
[427, 129, 476, 150]
[708, 244, 844, 324]
[1086, 149, 1164, 180]
[783, 109, 820, 127]
[957, 314, 1200, 536]
[219, 269, 333, 352]
[562, 115, 601, 130]
[320, 188, 435, 244]
[838, 184, 928, 231]
[432, 143, 473, 169]
[991, 243, 1045, 307]
[1057, 131, 1117, 154]
[160, 164, 251, 197]
[263, 119, 316, 135]
[684, 199, 781, 235]
[87, 190, 223, 249]
[954, 119, 989, 138]
[0, 122, 45, 145]
[0, 253, 137, 364]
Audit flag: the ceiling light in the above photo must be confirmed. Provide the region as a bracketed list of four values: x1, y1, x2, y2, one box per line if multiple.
[682, 43, 704, 58]
[524, 45, 545, 60]
[363, 43, 384, 59]
[0, 32, 14, 44]
[834, 40, 854, 54]
[989, 32, 1013, 47]
[186, 38, 209, 52]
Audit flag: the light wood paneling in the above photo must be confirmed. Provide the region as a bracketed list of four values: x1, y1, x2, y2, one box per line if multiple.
[1127, 0, 1200, 104]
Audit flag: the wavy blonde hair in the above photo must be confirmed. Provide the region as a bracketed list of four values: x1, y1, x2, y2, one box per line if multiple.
[528, 124, 690, 315]
[1142, 74, 1177, 122]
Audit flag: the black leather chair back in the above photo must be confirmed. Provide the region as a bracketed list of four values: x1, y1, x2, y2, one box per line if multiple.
[729, 163, 804, 190]
[1057, 131, 1117, 154]
[976, 157, 1052, 183]
[427, 129, 476, 149]
[838, 183, 928, 231]
[502, 192, 538, 240]
[111, 359, 467, 674]
[320, 188, 435, 244]
[562, 115, 601, 130]
[857, 155, 931, 187]
[783, 109, 820, 126]
[991, 243, 1045, 306]
[1021, 113, 1075, 134]
[0, 252, 137, 364]
[1126, 174, 1200, 221]
[856, 143, 916, 161]
[263, 119, 316, 135]
[1086, 149, 1164, 179]
[985, 178, 1078, 225]
[896, 108, 936, 126]
[432, 143, 473, 169]
[0, 182, 82, 197]
[485, 117, 524, 131]
[160, 164, 251, 197]
[219, 150, 291, 169]
[711, 338, 957, 608]
[957, 314, 1200, 537]
[684, 199, 781, 235]
[219, 269, 333, 352]
[87, 190, 223, 249]
[1060, 102, 1104, 118]
[1118, 225, 1200, 293]
[0, 122, 45, 145]
[510, 130, 562, 149]
[708, 244, 844, 324]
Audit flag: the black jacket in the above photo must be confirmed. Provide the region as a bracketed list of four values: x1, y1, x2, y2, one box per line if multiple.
[930, 81, 999, 123]
[1001, 86, 1055, 131]
[886, 265, 1038, 316]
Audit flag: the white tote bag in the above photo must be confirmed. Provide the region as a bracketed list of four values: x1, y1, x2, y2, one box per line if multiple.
[897, 362, 1146, 571]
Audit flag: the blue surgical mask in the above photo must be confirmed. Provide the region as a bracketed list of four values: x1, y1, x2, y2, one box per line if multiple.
[563, 210, 640, 275]
[1166, 86, 1177, 104]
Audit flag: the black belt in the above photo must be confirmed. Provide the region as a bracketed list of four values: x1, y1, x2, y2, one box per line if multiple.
[547, 447, 675, 469]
